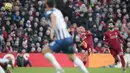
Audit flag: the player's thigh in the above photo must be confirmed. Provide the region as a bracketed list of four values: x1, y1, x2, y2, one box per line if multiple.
[62, 45, 75, 54]
[61, 38, 75, 54]
[63, 46, 75, 61]
[42, 39, 63, 54]
[66, 53, 76, 62]
[87, 44, 94, 52]
[0, 66, 5, 73]
[117, 48, 124, 56]
[110, 49, 118, 58]
[42, 45, 53, 54]
[49, 40, 62, 53]
[84, 50, 89, 57]
[64, 46, 76, 61]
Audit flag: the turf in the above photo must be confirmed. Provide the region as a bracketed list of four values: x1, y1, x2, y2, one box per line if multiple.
[11, 67, 130, 73]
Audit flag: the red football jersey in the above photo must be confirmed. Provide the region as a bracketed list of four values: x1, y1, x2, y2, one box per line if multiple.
[80, 30, 93, 45]
[103, 29, 124, 49]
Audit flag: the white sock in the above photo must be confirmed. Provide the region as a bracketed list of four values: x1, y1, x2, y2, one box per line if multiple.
[0, 58, 9, 64]
[74, 57, 89, 73]
[44, 53, 62, 70]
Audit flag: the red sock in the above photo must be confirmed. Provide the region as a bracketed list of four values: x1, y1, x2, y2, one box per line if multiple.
[115, 57, 119, 65]
[119, 55, 125, 70]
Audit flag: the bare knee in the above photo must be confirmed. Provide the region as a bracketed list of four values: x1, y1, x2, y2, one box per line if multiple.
[84, 51, 89, 57]
[67, 54, 76, 62]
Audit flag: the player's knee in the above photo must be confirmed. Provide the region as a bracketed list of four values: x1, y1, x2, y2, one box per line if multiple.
[68, 55, 74, 61]
[84, 51, 89, 56]
[84, 53, 88, 56]
[69, 57, 74, 62]
[67, 54, 76, 62]
[119, 52, 123, 56]
[42, 48, 45, 54]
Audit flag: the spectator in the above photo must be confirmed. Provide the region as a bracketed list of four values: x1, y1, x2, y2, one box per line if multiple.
[126, 48, 130, 54]
[16, 52, 32, 67]
[127, 42, 130, 48]
[76, 12, 86, 27]
[90, 24, 98, 37]
[74, 34, 82, 52]
[42, 39, 49, 49]
[95, 42, 105, 53]
[31, 43, 36, 53]
[22, 33, 28, 52]
[43, 29, 51, 42]
[36, 43, 42, 53]
[2, 26, 8, 42]
[12, 11, 22, 25]
[5, 41, 13, 53]
[0, 33, 4, 52]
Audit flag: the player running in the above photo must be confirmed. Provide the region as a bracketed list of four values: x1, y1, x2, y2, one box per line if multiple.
[77, 26, 94, 65]
[42, 0, 89, 73]
[0, 58, 14, 73]
[103, 21, 126, 73]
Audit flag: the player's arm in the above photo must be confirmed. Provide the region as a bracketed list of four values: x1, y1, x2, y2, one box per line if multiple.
[85, 31, 92, 36]
[117, 30, 125, 43]
[50, 13, 56, 40]
[103, 33, 109, 47]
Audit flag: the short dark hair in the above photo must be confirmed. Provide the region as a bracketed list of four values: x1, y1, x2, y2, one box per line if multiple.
[108, 21, 115, 26]
[46, 0, 55, 8]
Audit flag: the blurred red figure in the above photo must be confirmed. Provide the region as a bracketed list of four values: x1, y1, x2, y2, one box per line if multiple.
[103, 21, 126, 72]
[95, 42, 105, 53]
[77, 26, 94, 65]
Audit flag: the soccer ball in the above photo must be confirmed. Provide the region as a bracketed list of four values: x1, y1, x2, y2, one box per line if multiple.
[4, 3, 13, 10]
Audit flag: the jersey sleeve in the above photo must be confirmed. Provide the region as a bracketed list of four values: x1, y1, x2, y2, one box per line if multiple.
[80, 33, 86, 40]
[116, 30, 125, 43]
[103, 33, 109, 46]
[85, 31, 92, 36]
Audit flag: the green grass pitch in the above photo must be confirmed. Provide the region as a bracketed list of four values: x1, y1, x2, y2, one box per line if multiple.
[11, 67, 130, 73]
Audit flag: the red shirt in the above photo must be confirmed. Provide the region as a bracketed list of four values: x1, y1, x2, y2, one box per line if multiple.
[80, 30, 93, 45]
[103, 29, 124, 49]
[5, 46, 13, 53]
[78, 1, 82, 6]
[3, 30, 8, 40]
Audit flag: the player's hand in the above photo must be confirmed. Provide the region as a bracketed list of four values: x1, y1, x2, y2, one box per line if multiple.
[104, 45, 109, 48]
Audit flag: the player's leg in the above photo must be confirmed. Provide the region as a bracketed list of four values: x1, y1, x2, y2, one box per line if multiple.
[0, 66, 5, 73]
[83, 50, 89, 65]
[1, 63, 8, 72]
[0, 58, 9, 64]
[62, 38, 89, 73]
[83, 45, 93, 65]
[0, 58, 14, 69]
[24, 60, 32, 67]
[117, 48, 126, 72]
[110, 49, 119, 65]
[67, 54, 89, 73]
[42, 41, 63, 73]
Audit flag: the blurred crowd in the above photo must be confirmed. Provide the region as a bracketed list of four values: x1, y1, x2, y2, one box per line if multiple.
[0, 0, 130, 54]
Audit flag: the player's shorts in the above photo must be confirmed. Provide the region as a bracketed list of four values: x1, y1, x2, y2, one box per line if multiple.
[49, 37, 75, 54]
[110, 47, 123, 57]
